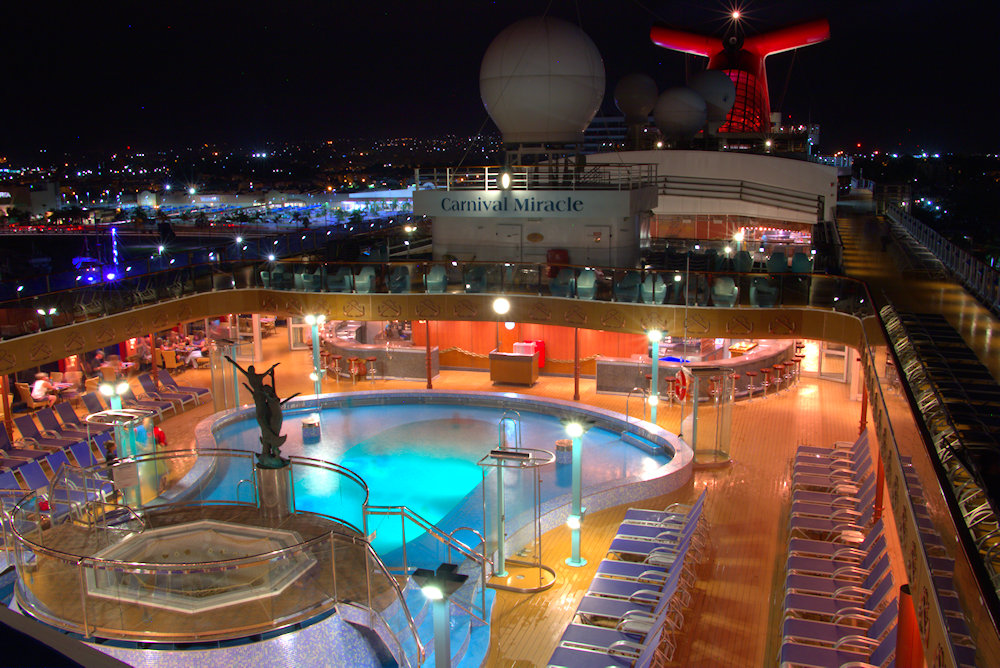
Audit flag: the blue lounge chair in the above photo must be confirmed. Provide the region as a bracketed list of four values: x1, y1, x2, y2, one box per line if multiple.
[156, 369, 210, 403]
[783, 570, 895, 624]
[138, 374, 197, 409]
[779, 626, 897, 668]
[13, 415, 81, 450]
[785, 554, 890, 599]
[120, 388, 175, 419]
[36, 407, 111, 448]
[54, 402, 114, 437]
[788, 519, 886, 561]
[621, 490, 707, 527]
[781, 598, 897, 650]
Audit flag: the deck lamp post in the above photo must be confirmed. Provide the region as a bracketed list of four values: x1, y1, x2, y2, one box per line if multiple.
[733, 229, 744, 252]
[412, 563, 469, 668]
[100, 381, 137, 459]
[304, 314, 326, 395]
[648, 330, 663, 424]
[564, 421, 588, 567]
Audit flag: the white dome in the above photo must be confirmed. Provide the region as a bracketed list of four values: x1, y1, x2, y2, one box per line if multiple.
[480, 16, 605, 144]
[654, 87, 707, 138]
[614, 74, 658, 124]
[689, 70, 736, 123]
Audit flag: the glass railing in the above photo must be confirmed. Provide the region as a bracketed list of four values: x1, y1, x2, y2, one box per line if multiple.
[0, 257, 874, 340]
[5, 453, 424, 664]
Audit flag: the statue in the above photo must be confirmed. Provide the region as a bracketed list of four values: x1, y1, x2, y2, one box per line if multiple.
[226, 357, 300, 469]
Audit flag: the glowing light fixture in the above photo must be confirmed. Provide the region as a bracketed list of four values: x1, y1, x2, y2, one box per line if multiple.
[499, 171, 512, 190]
[492, 297, 510, 315]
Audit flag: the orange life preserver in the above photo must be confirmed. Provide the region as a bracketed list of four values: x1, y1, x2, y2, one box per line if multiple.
[674, 370, 688, 401]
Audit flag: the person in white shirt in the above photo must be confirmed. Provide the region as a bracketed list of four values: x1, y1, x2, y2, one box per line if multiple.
[31, 372, 58, 407]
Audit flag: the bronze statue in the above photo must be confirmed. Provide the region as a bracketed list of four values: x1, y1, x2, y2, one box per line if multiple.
[226, 356, 299, 468]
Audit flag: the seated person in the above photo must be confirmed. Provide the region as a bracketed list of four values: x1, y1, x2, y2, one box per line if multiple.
[31, 372, 58, 407]
[86, 350, 106, 378]
[135, 338, 152, 370]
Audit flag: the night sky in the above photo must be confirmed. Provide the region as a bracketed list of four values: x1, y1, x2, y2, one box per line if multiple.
[3, 0, 997, 156]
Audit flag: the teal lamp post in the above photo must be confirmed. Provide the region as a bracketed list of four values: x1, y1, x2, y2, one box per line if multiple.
[101, 381, 136, 457]
[305, 314, 326, 395]
[648, 330, 663, 424]
[413, 564, 468, 668]
[564, 421, 587, 567]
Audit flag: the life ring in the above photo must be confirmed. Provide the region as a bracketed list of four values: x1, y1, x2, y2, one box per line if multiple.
[674, 370, 688, 401]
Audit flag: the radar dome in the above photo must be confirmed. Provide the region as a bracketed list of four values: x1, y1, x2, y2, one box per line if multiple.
[689, 70, 735, 123]
[653, 87, 707, 138]
[614, 74, 658, 124]
[480, 17, 605, 144]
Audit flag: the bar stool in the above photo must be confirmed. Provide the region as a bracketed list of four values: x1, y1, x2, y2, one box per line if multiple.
[366, 356, 378, 385]
[347, 357, 361, 385]
[782, 360, 794, 388]
[759, 368, 772, 396]
[744, 370, 758, 402]
[793, 354, 805, 383]
[772, 363, 785, 393]
[731, 373, 740, 402]
[664, 377, 678, 406]
[709, 375, 723, 405]
[328, 354, 343, 382]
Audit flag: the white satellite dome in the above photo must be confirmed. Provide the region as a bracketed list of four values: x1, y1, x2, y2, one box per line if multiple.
[614, 74, 658, 124]
[689, 70, 736, 123]
[654, 87, 707, 138]
[480, 16, 605, 144]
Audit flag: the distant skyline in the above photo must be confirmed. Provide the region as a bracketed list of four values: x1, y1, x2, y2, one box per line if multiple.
[3, 1, 997, 157]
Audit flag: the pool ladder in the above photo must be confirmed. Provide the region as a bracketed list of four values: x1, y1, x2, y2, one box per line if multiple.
[624, 386, 649, 435]
[499, 410, 522, 451]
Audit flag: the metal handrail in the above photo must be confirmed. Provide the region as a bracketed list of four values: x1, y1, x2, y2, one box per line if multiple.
[363, 503, 490, 623]
[499, 410, 522, 451]
[625, 386, 649, 431]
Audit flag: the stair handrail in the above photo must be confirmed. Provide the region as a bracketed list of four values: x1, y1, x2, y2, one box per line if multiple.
[498, 410, 522, 450]
[364, 503, 491, 623]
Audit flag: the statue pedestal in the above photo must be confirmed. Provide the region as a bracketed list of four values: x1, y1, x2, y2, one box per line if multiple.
[256, 466, 293, 521]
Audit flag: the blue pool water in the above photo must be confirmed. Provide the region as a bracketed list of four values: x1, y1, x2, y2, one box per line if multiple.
[210, 402, 671, 554]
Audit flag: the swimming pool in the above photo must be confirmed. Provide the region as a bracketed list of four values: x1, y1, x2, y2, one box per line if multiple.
[200, 391, 692, 555]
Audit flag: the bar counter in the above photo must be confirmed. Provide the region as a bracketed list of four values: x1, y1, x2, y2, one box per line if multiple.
[325, 340, 438, 381]
[595, 339, 795, 400]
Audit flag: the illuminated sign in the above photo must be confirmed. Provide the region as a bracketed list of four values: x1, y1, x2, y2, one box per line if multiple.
[0, 191, 11, 199]
[414, 189, 634, 219]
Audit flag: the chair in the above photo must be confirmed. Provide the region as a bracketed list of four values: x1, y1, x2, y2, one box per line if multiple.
[49, 372, 64, 383]
[156, 369, 210, 403]
[36, 407, 111, 448]
[15, 383, 48, 412]
[259, 270, 271, 288]
[424, 265, 447, 293]
[749, 277, 778, 307]
[781, 598, 897, 652]
[354, 266, 376, 293]
[733, 250, 754, 273]
[463, 265, 487, 293]
[549, 267, 576, 298]
[614, 271, 640, 303]
[137, 374, 196, 410]
[55, 402, 113, 437]
[779, 626, 897, 668]
[576, 269, 597, 300]
[327, 266, 353, 292]
[767, 251, 788, 273]
[84, 377, 100, 393]
[1, 425, 58, 460]
[159, 348, 183, 374]
[120, 387, 175, 419]
[711, 276, 738, 307]
[13, 414, 81, 449]
[791, 251, 813, 273]
[640, 274, 666, 305]
[389, 265, 411, 293]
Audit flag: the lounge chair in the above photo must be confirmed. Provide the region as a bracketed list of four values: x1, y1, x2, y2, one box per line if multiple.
[354, 266, 376, 293]
[750, 277, 779, 307]
[36, 407, 111, 448]
[779, 626, 897, 668]
[766, 251, 787, 273]
[785, 554, 890, 599]
[137, 375, 196, 410]
[327, 266, 354, 292]
[781, 598, 897, 650]
[156, 369, 210, 403]
[119, 388, 175, 419]
[13, 415, 81, 450]
[783, 569, 895, 624]
[54, 402, 113, 437]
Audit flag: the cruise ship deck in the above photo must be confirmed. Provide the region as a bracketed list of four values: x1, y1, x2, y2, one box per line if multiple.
[3, 191, 999, 666]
